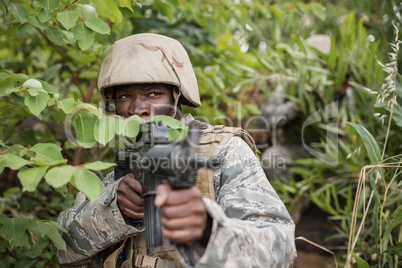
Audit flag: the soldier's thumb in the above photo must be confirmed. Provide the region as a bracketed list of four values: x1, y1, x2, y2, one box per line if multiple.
[155, 184, 169, 206]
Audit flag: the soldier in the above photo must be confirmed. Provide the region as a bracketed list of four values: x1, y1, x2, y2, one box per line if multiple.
[56, 33, 297, 268]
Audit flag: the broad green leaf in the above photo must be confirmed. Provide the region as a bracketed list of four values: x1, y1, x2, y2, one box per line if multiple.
[115, 117, 126, 135]
[10, 3, 28, 24]
[18, 166, 48, 192]
[92, 0, 123, 23]
[351, 252, 369, 268]
[0, 78, 13, 96]
[40, 80, 58, 94]
[119, 0, 134, 12]
[46, 26, 63, 46]
[167, 128, 182, 141]
[30, 146, 67, 166]
[84, 18, 110, 34]
[45, 165, 76, 188]
[94, 116, 115, 145]
[3, 154, 33, 170]
[74, 103, 100, 115]
[38, 0, 60, 22]
[24, 90, 49, 116]
[27, 220, 52, 237]
[0, 72, 10, 80]
[74, 114, 96, 148]
[0, 215, 27, 248]
[73, 168, 104, 200]
[78, 4, 97, 20]
[310, 3, 326, 21]
[59, 98, 75, 113]
[148, 115, 185, 130]
[44, 222, 66, 250]
[30, 16, 48, 29]
[74, 22, 94, 50]
[31, 143, 62, 152]
[46, 220, 68, 233]
[126, 116, 140, 138]
[348, 123, 384, 178]
[23, 79, 43, 90]
[57, 10, 79, 30]
[84, 161, 116, 171]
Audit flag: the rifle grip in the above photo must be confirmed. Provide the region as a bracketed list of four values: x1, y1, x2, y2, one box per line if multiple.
[144, 195, 162, 248]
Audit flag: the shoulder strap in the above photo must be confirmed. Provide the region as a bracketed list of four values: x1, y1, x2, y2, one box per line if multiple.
[194, 122, 257, 201]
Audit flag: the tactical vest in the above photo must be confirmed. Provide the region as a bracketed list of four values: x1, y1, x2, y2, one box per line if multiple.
[104, 123, 256, 268]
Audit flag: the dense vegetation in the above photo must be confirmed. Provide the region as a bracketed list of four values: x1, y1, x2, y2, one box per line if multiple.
[0, 0, 401, 267]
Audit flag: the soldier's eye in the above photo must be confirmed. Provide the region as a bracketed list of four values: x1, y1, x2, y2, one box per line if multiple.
[119, 94, 131, 99]
[148, 92, 162, 97]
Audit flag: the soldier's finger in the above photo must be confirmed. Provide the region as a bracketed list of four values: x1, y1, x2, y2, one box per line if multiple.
[161, 199, 206, 219]
[161, 215, 206, 231]
[155, 184, 171, 207]
[162, 227, 202, 245]
[164, 187, 202, 206]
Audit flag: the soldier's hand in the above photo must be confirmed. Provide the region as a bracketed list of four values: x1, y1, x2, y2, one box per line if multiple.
[155, 185, 212, 246]
[116, 173, 144, 220]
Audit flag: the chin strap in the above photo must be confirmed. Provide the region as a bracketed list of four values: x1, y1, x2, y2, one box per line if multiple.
[172, 88, 181, 118]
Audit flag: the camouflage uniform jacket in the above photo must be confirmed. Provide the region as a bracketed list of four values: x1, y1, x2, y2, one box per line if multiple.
[56, 117, 297, 268]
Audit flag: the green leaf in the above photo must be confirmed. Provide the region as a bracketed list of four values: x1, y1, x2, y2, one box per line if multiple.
[84, 18, 110, 34]
[78, 4, 98, 20]
[43, 222, 66, 250]
[119, 0, 134, 12]
[2, 154, 33, 170]
[45, 165, 76, 188]
[84, 161, 116, 171]
[10, 3, 28, 24]
[74, 114, 96, 148]
[126, 116, 141, 138]
[23, 79, 43, 90]
[46, 222, 67, 250]
[30, 146, 67, 166]
[94, 116, 115, 145]
[0, 78, 13, 96]
[38, 0, 60, 22]
[92, 0, 123, 23]
[30, 16, 48, 29]
[24, 90, 49, 116]
[384, 242, 402, 256]
[59, 98, 75, 113]
[40, 80, 58, 94]
[57, 10, 79, 30]
[348, 123, 384, 178]
[31, 143, 62, 152]
[383, 205, 402, 244]
[74, 22, 94, 50]
[148, 115, 185, 130]
[18, 166, 48, 192]
[46, 26, 63, 46]
[72, 168, 104, 200]
[27, 220, 52, 237]
[115, 117, 126, 135]
[351, 252, 369, 268]
[310, 3, 326, 21]
[0, 216, 29, 248]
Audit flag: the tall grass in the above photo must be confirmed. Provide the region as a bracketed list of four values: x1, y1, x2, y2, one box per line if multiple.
[346, 23, 402, 268]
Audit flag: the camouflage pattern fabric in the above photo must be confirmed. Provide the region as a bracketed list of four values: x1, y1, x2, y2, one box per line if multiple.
[56, 119, 297, 268]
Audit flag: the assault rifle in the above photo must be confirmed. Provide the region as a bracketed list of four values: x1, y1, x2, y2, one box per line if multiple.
[114, 120, 220, 252]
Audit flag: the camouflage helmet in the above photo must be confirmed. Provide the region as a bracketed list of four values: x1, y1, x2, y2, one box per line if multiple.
[98, 33, 200, 111]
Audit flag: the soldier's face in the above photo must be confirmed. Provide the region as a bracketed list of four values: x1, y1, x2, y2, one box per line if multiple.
[115, 83, 179, 121]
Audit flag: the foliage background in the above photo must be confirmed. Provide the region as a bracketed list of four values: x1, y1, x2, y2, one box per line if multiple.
[0, 0, 401, 267]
